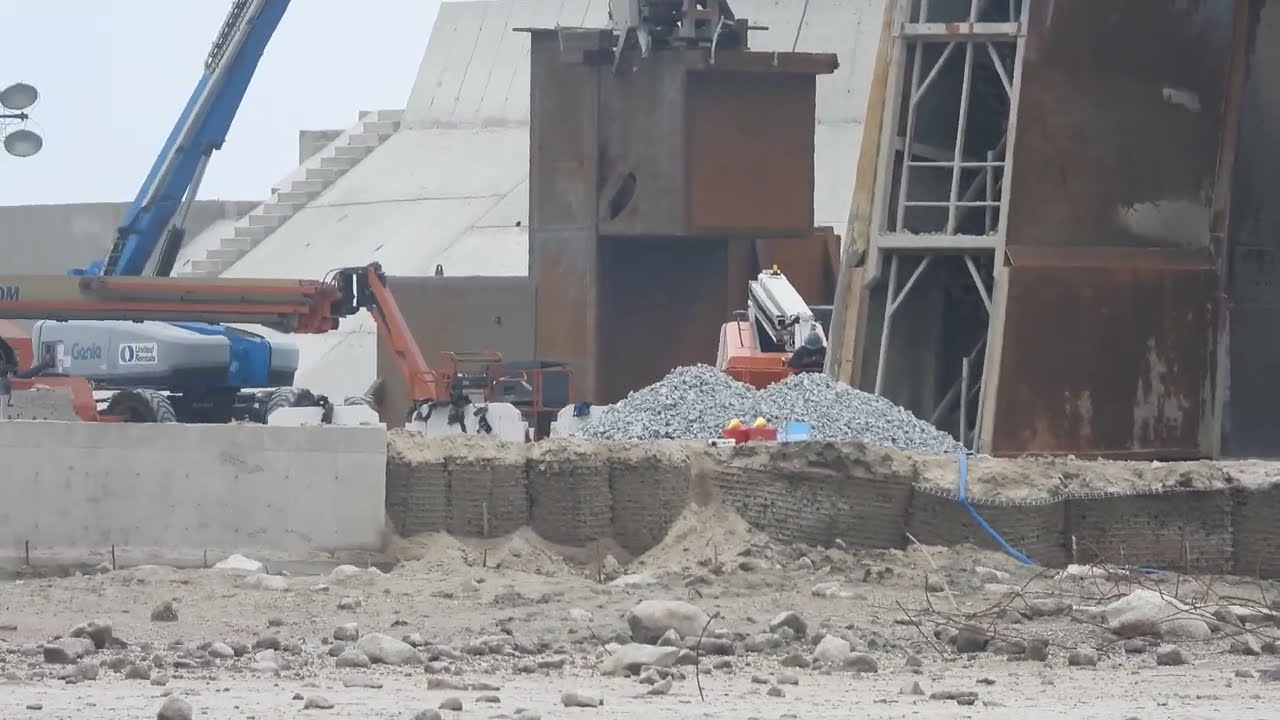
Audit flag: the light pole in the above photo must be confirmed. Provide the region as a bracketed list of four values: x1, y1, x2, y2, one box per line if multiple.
[0, 82, 43, 158]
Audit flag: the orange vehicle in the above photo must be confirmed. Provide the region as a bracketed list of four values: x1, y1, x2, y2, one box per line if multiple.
[0, 263, 565, 427]
[716, 266, 827, 389]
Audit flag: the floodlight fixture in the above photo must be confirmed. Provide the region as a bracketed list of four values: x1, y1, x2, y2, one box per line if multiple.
[3, 128, 43, 158]
[0, 83, 38, 111]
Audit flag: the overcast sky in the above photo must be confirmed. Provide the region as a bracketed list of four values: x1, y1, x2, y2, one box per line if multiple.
[0, 0, 441, 206]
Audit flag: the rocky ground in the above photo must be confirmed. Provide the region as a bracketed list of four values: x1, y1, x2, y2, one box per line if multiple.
[3, 504, 1280, 719]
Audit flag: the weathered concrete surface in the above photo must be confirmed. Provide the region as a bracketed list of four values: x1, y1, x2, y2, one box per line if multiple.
[0, 422, 386, 565]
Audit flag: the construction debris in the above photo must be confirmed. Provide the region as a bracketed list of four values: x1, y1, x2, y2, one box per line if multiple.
[574, 365, 962, 453]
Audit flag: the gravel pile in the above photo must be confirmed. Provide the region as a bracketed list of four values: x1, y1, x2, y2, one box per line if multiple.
[757, 372, 964, 453]
[574, 365, 964, 454]
[574, 365, 758, 441]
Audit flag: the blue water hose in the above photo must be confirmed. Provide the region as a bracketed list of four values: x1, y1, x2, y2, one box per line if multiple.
[956, 452, 1035, 566]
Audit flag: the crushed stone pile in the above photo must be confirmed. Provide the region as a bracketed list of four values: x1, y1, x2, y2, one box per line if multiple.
[574, 365, 758, 441]
[574, 365, 963, 454]
[758, 372, 964, 453]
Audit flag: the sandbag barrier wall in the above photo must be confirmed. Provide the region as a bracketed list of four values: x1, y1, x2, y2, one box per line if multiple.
[385, 435, 1276, 578]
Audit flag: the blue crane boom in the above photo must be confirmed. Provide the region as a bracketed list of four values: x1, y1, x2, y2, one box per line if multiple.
[74, 0, 291, 277]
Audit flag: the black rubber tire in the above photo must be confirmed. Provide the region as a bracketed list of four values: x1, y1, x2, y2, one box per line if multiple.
[105, 389, 178, 423]
[343, 394, 376, 409]
[264, 387, 318, 419]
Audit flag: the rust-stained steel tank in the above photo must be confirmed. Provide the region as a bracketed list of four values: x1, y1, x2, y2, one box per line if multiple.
[524, 17, 838, 403]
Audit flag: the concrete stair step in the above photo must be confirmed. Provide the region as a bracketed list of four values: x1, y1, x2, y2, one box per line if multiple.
[333, 144, 373, 159]
[260, 200, 307, 216]
[219, 236, 255, 251]
[319, 155, 360, 171]
[367, 109, 405, 123]
[248, 213, 289, 228]
[304, 167, 343, 182]
[234, 224, 272, 241]
[360, 120, 399, 135]
[344, 132, 382, 147]
[274, 189, 319, 204]
[206, 247, 245, 262]
[288, 179, 328, 193]
[189, 259, 230, 275]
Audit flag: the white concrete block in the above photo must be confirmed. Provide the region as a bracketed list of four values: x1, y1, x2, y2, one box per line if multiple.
[0, 422, 386, 560]
[360, 120, 400, 135]
[260, 201, 307, 217]
[345, 133, 383, 148]
[274, 189, 320, 204]
[219, 236, 255, 251]
[333, 145, 374, 159]
[319, 155, 361, 171]
[189, 258, 231, 275]
[206, 247, 245, 262]
[304, 167, 343, 182]
[267, 406, 326, 426]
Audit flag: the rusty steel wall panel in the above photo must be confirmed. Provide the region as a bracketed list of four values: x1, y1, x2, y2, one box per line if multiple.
[597, 56, 689, 237]
[529, 31, 600, 402]
[376, 277, 536, 428]
[597, 238, 735, 403]
[686, 72, 819, 236]
[754, 228, 839, 305]
[991, 248, 1215, 459]
[1006, 0, 1237, 251]
[528, 32, 598, 233]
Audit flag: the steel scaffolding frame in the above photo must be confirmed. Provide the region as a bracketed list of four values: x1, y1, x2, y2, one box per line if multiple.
[868, 0, 1028, 448]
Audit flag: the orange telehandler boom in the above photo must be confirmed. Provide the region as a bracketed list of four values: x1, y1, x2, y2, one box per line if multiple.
[0, 263, 443, 422]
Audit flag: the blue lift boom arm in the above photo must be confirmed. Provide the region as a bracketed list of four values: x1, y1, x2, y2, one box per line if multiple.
[75, 0, 291, 278]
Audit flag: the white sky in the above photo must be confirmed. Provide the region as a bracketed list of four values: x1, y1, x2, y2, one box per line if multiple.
[0, 0, 442, 205]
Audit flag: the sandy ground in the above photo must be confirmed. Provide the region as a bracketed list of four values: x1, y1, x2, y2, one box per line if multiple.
[3, 505, 1280, 719]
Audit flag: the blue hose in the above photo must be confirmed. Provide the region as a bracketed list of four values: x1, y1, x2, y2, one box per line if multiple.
[956, 452, 1035, 566]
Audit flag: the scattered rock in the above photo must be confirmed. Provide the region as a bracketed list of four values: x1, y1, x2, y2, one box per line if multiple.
[209, 642, 235, 659]
[951, 627, 989, 654]
[811, 581, 843, 598]
[843, 653, 879, 673]
[27, 704, 43, 711]
[125, 663, 152, 681]
[412, 711, 443, 720]
[75, 661, 99, 681]
[1155, 645, 1188, 666]
[779, 652, 811, 669]
[438, 697, 463, 711]
[925, 574, 947, 593]
[355, 633, 422, 666]
[342, 674, 383, 689]
[975, 567, 1011, 584]
[599, 644, 680, 676]
[561, 690, 604, 708]
[337, 597, 362, 611]
[1067, 650, 1098, 667]
[930, 690, 979, 702]
[537, 655, 569, 670]
[1025, 639, 1050, 662]
[156, 697, 193, 720]
[335, 649, 371, 669]
[253, 635, 282, 651]
[1023, 598, 1073, 618]
[1236, 668, 1255, 678]
[657, 629, 682, 647]
[813, 635, 851, 665]
[1103, 590, 1211, 641]
[711, 657, 733, 670]
[901, 680, 926, 695]
[42, 637, 94, 664]
[769, 611, 807, 637]
[905, 654, 924, 667]
[776, 672, 800, 685]
[647, 678, 673, 695]
[333, 623, 359, 642]
[68, 620, 113, 650]
[1231, 634, 1262, 656]
[303, 695, 334, 710]
[751, 674, 770, 684]
[626, 600, 711, 644]
[1123, 639, 1149, 654]
[149, 601, 178, 622]
[1258, 666, 1280, 682]
[766, 685, 785, 697]
[240, 573, 288, 591]
[150, 672, 170, 686]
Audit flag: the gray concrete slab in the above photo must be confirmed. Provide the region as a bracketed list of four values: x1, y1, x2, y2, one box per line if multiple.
[0, 422, 386, 563]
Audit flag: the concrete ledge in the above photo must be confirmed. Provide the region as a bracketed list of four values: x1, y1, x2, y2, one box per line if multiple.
[0, 422, 386, 564]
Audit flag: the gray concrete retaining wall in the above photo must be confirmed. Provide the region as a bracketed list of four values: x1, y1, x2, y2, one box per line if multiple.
[387, 434, 1280, 578]
[0, 422, 386, 566]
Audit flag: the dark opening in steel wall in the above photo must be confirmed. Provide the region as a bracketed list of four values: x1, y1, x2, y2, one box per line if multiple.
[989, 0, 1244, 458]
